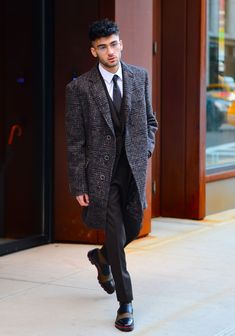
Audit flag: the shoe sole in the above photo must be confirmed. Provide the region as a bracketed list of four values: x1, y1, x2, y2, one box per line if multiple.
[87, 251, 115, 294]
[115, 322, 134, 332]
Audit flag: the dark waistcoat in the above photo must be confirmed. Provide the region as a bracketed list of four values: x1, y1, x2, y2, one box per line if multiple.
[99, 74, 126, 174]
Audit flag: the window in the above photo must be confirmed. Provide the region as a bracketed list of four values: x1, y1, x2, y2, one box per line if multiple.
[206, 0, 235, 173]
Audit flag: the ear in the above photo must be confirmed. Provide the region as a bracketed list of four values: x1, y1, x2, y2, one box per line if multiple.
[90, 47, 98, 58]
[119, 40, 123, 51]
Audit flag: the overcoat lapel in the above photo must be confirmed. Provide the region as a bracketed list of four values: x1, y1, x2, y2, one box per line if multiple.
[121, 62, 133, 124]
[88, 66, 115, 134]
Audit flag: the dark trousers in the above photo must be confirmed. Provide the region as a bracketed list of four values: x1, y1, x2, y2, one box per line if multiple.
[101, 150, 141, 303]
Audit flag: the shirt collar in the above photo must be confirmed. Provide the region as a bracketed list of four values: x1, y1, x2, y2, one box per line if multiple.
[98, 63, 123, 84]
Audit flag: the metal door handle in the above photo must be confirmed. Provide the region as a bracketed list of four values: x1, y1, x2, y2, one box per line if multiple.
[8, 124, 23, 145]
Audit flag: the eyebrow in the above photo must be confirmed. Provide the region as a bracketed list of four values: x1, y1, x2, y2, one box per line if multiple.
[96, 39, 119, 48]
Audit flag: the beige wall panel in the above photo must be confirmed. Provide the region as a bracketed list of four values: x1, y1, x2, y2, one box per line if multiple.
[206, 178, 235, 215]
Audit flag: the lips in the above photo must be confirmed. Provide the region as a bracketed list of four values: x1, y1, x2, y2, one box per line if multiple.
[108, 57, 116, 62]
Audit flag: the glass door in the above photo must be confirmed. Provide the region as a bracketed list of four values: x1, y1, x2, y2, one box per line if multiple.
[0, 0, 51, 255]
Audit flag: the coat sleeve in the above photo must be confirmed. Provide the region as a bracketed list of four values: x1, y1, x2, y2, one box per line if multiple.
[145, 71, 158, 156]
[65, 82, 88, 196]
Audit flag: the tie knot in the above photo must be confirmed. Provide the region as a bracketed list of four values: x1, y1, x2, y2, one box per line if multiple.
[113, 74, 119, 84]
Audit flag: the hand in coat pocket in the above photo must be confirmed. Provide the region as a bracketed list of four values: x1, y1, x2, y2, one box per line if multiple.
[76, 194, 90, 207]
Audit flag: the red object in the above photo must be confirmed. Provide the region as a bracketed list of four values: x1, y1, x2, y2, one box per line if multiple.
[8, 124, 23, 145]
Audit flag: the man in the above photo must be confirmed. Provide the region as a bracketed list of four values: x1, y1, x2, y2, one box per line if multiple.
[65, 19, 157, 332]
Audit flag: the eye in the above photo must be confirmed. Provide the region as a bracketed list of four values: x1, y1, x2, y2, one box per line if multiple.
[98, 45, 106, 51]
[111, 41, 119, 47]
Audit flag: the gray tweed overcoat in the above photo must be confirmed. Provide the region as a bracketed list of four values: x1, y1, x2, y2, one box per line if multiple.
[65, 61, 157, 229]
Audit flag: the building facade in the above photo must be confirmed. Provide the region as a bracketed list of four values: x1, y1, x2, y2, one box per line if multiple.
[1, 0, 235, 255]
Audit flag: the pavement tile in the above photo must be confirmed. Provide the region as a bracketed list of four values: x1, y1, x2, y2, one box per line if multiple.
[0, 211, 235, 336]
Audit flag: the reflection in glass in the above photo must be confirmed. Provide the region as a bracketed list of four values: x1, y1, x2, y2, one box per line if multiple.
[206, 0, 235, 171]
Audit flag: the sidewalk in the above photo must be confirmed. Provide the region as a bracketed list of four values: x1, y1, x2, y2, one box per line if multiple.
[1, 210, 235, 336]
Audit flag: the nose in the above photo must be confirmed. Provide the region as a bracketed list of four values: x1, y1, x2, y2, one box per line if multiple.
[107, 45, 114, 55]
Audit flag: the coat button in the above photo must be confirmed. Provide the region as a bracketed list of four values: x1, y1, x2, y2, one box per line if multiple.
[100, 174, 105, 181]
[104, 154, 109, 161]
[106, 135, 111, 140]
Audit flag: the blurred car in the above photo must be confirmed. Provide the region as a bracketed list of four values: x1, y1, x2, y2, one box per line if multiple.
[207, 83, 235, 102]
[206, 94, 231, 131]
[227, 100, 235, 127]
[206, 79, 235, 131]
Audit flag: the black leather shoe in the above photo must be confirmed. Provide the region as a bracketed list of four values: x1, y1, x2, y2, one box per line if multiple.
[87, 248, 115, 294]
[115, 303, 134, 332]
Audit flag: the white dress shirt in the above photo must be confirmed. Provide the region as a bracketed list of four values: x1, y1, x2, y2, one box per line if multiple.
[98, 63, 123, 99]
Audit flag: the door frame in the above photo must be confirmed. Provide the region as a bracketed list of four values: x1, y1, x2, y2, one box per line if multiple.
[0, 0, 54, 256]
[159, 0, 206, 219]
[151, 0, 161, 217]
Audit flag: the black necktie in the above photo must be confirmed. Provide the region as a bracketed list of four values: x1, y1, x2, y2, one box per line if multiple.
[112, 74, 122, 112]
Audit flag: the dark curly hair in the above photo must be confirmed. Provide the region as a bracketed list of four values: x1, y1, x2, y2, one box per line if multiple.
[89, 19, 120, 42]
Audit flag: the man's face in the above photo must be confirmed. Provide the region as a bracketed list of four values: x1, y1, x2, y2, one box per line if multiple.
[90, 34, 123, 72]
